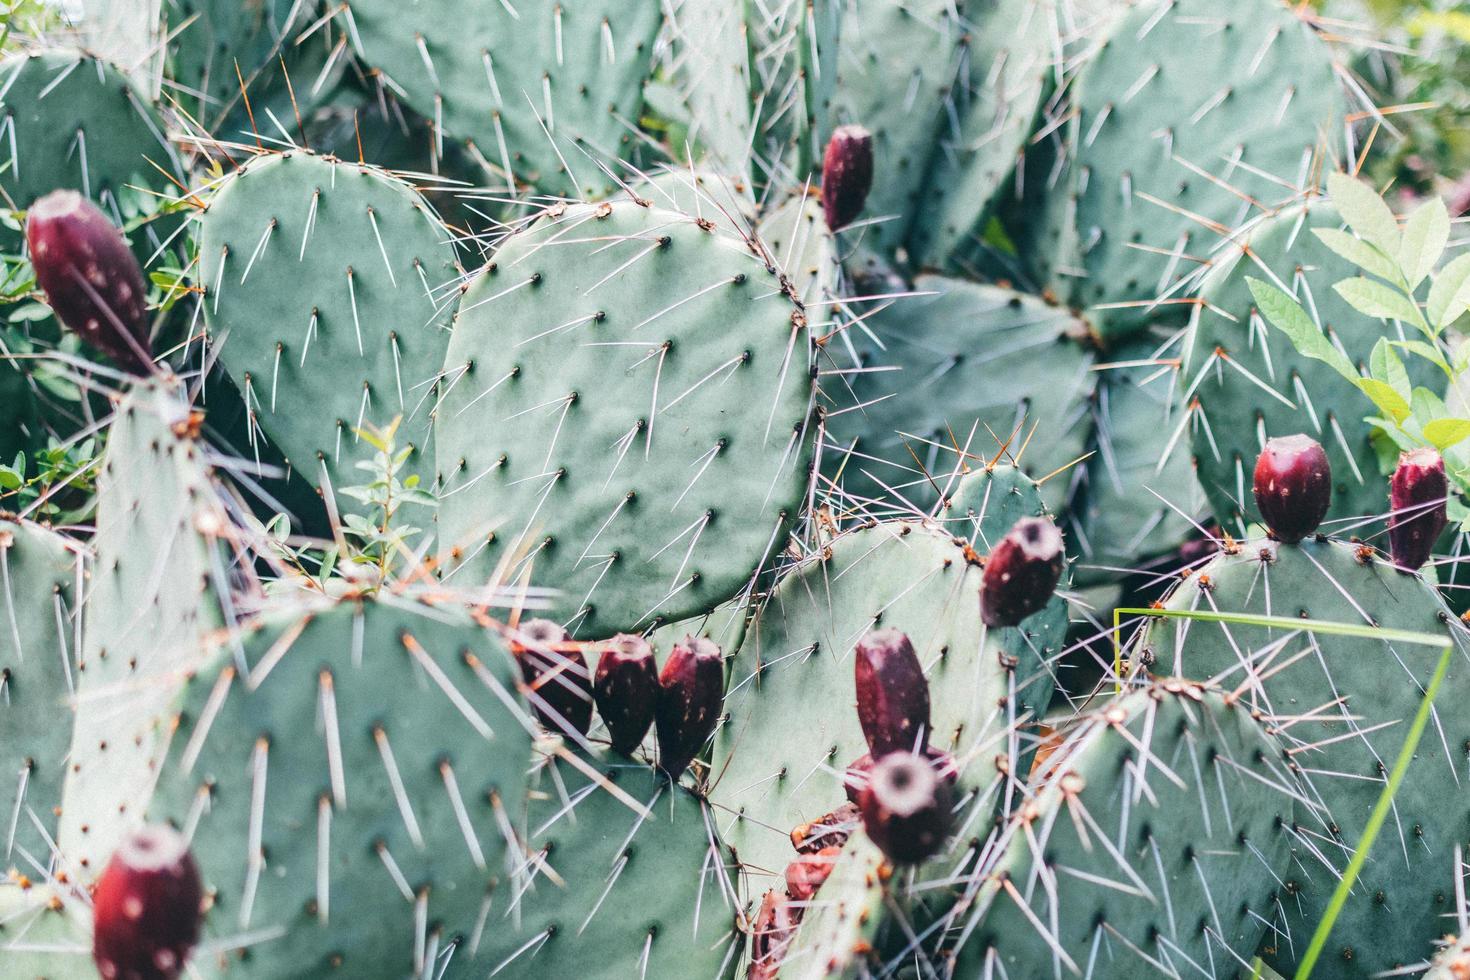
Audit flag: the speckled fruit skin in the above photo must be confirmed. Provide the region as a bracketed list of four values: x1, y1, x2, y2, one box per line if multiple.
[822, 124, 874, 231]
[654, 634, 724, 777]
[1389, 447, 1448, 571]
[513, 618, 594, 736]
[1253, 434, 1332, 544]
[854, 627, 930, 757]
[593, 633, 659, 755]
[92, 825, 203, 980]
[980, 516, 1065, 628]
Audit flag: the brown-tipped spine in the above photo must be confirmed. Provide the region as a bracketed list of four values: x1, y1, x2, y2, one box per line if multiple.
[854, 627, 930, 758]
[821, 125, 873, 231]
[593, 633, 659, 755]
[1253, 434, 1331, 544]
[513, 618, 593, 736]
[979, 516, 1065, 628]
[1389, 447, 1448, 571]
[654, 635, 724, 778]
[92, 825, 203, 980]
[26, 190, 153, 375]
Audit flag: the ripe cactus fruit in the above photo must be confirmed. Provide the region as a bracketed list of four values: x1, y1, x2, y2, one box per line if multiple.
[785, 846, 841, 902]
[858, 751, 952, 864]
[1253, 434, 1331, 544]
[1389, 447, 1448, 571]
[26, 190, 152, 374]
[844, 746, 958, 804]
[791, 802, 860, 854]
[91, 825, 203, 980]
[854, 627, 930, 757]
[749, 889, 800, 980]
[821, 124, 873, 231]
[593, 633, 659, 755]
[654, 635, 724, 777]
[979, 516, 1065, 627]
[514, 618, 594, 736]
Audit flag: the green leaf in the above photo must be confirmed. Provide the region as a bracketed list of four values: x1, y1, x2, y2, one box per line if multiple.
[1333, 277, 1422, 324]
[1399, 196, 1450, 289]
[1247, 277, 1360, 385]
[0, 466, 21, 490]
[1369, 338, 1410, 398]
[1327, 172, 1401, 255]
[1424, 418, 1470, 451]
[1355, 377, 1411, 423]
[1427, 252, 1470, 329]
[6, 302, 52, 323]
[1312, 228, 1400, 281]
[1387, 339, 1451, 374]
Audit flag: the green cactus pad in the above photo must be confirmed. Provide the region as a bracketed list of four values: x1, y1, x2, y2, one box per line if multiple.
[757, 193, 839, 308]
[0, 883, 91, 978]
[712, 468, 1067, 892]
[1139, 536, 1465, 978]
[1056, 0, 1345, 342]
[1186, 199, 1434, 534]
[435, 200, 814, 638]
[0, 519, 81, 875]
[905, 0, 1052, 270]
[143, 597, 534, 978]
[946, 681, 1299, 976]
[669, 0, 755, 189]
[0, 50, 178, 251]
[198, 150, 460, 505]
[776, 830, 887, 980]
[823, 276, 1094, 515]
[165, 0, 299, 131]
[343, 0, 662, 199]
[477, 751, 740, 979]
[1075, 339, 1205, 586]
[57, 379, 234, 882]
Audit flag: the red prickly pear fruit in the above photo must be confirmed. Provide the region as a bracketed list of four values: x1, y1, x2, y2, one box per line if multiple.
[654, 634, 724, 778]
[859, 752, 953, 865]
[748, 889, 799, 980]
[790, 802, 860, 854]
[1252, 434, 1331, 544]
[821, 125, 873, 231]
[1389, 448, 1448, 571]
[593, 633, 659, 756]
[979, 516, 1065, 628]
[784, 846, 841, 902]
[25, 190, 152, 375]
[513, 619, 593, 736]
[843, 747, 957, 805]
[92, 824, 203, 980]
[854, 627, 930, 758]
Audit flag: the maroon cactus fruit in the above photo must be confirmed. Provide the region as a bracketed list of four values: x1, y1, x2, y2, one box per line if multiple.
[92, 824, 203, 980]
[1389, 448, 1448, 572]
[748, 889, 799, 980]
[821, 125, 873, 231]
[979, 516, 1065, 628]
[593, 633, 659, 755]
[790, 802, 861, 854]
[654, 635, 724, 778]
[859, 752, 953, 865]
[843, 747, 958, 805]
[854, 627, 930, 758]
[784, 846, 841, 902]
[513, 618, 593, 736]
[1252, 434, 1331, 544]
[26, 190, 153, 375]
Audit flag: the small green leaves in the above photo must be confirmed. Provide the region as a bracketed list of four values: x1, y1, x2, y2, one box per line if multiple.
[1333, 277, 1424, 325]
[1246, 277, 1359, 385]
[1327, 171, 1401, 256]
[1312, 228, 1399, 281]
[1422, 418, 1470, 452]
[1427, 252, 1470, 329]
[1399, 195, 1451, 289]
[1356, 378, 1411, 424]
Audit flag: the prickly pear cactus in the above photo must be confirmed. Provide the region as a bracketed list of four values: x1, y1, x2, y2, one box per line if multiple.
[945, 681, 1301, 976]
[342, 0, 663, 198]
[435, 199, 815, 638]
[0, 883, 91, 974]
[1186, 199, 1435, 533]
[143, 596, 535, 977]
[712, 466, 1067, 890]
[0, 519, 82, 873]
[757, 193, 839, 307]
[163, 0, 300, 129]
[823, 275, 1095, 514]
[197, 150, 460, 504]
[56, 379, 237, 882]
[477, 750, 740, 978]
[1140, 536, 1465, 978]
[1052, 0, 1345, 341]
[775, 830, 887, 979]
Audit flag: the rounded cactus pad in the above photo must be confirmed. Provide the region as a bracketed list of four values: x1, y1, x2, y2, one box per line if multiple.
[947, 682, 1300, 976]
[1057, 0, 1345, 341]
[342, 0, 662, 199]
[475, 751, 739, 978]
[1141, 535, 1465, 977]
[712, 470, 1067, 892]
[436, 199, 815, 637]
[197, 151, 460, 503]
[143, 597, 535, 978]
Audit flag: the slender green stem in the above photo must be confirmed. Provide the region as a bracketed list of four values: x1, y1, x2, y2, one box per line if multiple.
[1294, 642, 1455, 979]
